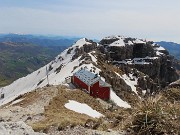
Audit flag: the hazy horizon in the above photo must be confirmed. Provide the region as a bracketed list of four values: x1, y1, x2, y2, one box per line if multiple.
[0, 0, 180, 43]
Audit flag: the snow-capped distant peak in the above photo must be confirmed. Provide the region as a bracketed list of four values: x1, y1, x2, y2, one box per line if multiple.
[154, 46, 165, 51]
[103, 35, 127, 40]
[72, 38, 91, 48]
[109, 39, 125, 47]
[133, 39, 146, 44]
[101, 35, 167, 57]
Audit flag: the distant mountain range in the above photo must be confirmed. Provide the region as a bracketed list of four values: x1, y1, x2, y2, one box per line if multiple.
[0, 34, 79, 87]
[156, 41, 180, 60]
[0, 34, 80, 47]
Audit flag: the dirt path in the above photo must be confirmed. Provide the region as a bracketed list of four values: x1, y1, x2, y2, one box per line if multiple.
[0, 86, 59, 125]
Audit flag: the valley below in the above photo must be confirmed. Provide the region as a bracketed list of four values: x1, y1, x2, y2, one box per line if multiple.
[0, 34, 77, 87]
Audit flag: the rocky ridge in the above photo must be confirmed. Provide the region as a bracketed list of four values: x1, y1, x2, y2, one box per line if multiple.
[0, 36, 178, 106]
[99, 35, 179, 89]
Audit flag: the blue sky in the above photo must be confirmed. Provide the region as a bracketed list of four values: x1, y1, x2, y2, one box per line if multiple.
[0, 0, 180, 42]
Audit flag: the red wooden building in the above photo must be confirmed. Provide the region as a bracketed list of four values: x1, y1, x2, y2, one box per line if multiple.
[72, 68, 111, 100]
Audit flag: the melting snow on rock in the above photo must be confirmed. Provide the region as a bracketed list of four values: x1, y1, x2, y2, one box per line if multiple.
[110, 89, 131, 108]
[121, 74, 138, 95]
[115, 72, 138, 95]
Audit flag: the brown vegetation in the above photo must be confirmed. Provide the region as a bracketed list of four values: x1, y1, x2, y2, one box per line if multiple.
[163, 88, 180, 102]
[4, 82, 180, 134]
[127, 88, 180, 135]
[32, 86, 108, 132]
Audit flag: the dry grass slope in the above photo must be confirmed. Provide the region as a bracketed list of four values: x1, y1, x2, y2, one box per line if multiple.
[32, 86, 109, 132]
[127, 88, 180, 135]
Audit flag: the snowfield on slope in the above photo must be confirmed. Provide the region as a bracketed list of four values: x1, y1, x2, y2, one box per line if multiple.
[65, 100, 103, 118]
[121, 74, 138, 95]
[110, 89, 131, 108]
[115, 72, 138, 95]
[109, 38, 125, 47]
[0, 38, 99, 106]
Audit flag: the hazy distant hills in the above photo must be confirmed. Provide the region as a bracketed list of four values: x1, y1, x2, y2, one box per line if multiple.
[156, 41, 180, 76]
[156, 41, 180, 60]
[0, 34, 78, 87]
[0, 34, 79, 47]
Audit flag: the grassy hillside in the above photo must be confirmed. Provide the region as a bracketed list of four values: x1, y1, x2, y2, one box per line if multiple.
[0, 34, 79, 47]
[0, 34, 79, 87]
[0, 42, 68, 87]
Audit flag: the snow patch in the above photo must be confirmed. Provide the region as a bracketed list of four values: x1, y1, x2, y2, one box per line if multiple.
[110, 89, 131, 108]
[11, 98, 24, 105]
[133, 39, 145, 44]
[109, 39, 125, 47]
[72, 38, 91, 48]
[103, 35, 128, 40]
[121, 74, 138, 95]
[128, 40, 133, 45]
[115, 72, 139, 96]
[154, 46, 165, 51]
[156, 51, 164, 56]
[64, 100, 103, 118]
[114, 56, 158, 65]
[142, 90, 146, 95]
[88, 52, 97, 64]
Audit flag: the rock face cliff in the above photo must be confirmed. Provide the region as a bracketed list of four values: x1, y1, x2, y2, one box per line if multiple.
[99, 36, 179, 92]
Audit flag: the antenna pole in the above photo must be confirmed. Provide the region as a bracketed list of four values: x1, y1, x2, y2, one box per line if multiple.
[46, 66, 49, 85]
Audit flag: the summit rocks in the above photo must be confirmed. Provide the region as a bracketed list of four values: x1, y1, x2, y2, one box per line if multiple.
[99, 35, 179, 90]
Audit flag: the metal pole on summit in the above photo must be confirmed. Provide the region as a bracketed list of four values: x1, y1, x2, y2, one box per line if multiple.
[0, 88, 4, 99]
[46, 66, 50, 86]
[0, 88, 1, 99]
